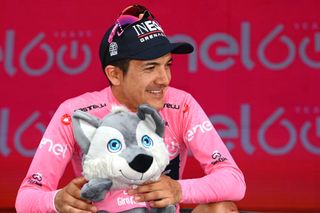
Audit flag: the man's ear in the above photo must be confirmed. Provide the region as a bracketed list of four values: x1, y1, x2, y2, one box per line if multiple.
[105, 65, 122, 86]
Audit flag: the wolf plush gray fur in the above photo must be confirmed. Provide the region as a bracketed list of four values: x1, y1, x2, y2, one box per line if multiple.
[72, 104, 175, 213]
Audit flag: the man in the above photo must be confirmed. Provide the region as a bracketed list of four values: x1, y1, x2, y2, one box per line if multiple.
[16, 4, 245, 213]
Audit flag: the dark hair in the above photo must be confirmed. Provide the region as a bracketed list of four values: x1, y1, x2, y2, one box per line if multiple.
[103, 59, 130, 85]
[109, 59, 130, 74]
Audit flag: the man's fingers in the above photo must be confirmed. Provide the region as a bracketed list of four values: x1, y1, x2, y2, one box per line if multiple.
[129, 186, 156, 202]
[130, 182, 160, 194]
[72, 176, 88, 188]
[149, 197, 172, 208]
[67, 197, 97, 212]
[67, 177, 88, 200]
[55, 177, 97, 213]
[128, 175, 182, 207]
[134, 191, 173, 209]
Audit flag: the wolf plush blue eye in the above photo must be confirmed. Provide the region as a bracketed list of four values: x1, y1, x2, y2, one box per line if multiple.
[107, 139, 122, 153]
[141, 135, 153, 148]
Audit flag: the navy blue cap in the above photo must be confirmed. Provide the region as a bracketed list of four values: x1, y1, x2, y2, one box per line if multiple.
[99, 17, 194, 68]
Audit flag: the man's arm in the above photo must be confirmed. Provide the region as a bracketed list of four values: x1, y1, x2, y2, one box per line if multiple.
[15, 103, 96, 212]
[177, 94, 246, 203]
[128, 93, 245, 207]
[127, 175, 241, 212]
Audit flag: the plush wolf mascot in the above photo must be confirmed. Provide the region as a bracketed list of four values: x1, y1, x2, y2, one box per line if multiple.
[72, 104, 174, 213]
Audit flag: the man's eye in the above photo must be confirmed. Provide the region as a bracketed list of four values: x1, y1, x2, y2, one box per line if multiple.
[145, 66, 155, 71]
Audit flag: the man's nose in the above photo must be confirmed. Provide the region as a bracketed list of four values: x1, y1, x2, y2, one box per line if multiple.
[155, 68, 170, 85]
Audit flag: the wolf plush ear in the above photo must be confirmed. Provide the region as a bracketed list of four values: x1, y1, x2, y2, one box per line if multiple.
[72, 110, 101, 154]
[137, 104, 165, 137]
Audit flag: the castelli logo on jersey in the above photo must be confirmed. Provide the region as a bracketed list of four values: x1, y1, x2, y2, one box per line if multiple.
[163, 103, 180, 110]
[75, 103, 107, 112]
[61, 114, 71, 125]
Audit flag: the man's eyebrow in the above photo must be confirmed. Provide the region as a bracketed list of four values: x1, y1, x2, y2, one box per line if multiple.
[167, 58, 173, 63]
[143, 58, 173, 67]
[143, 62, 159, 67]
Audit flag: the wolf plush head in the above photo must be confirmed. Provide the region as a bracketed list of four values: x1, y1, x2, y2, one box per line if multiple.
[72, 104, 170, 202]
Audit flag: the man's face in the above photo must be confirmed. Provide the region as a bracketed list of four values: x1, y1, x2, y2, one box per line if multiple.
[113, 53, 172, 111]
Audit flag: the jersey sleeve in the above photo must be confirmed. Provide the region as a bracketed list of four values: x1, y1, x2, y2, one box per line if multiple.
[178, 94, 246, 204]
[15, 101, 76, 212]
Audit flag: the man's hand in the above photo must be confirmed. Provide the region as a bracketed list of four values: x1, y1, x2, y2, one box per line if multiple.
[127, 175, 182, 208]
[54, 177, 98, 213]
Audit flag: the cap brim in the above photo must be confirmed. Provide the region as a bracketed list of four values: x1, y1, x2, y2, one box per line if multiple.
[170, 42, 194, 54]
[131, 42, 194, 60]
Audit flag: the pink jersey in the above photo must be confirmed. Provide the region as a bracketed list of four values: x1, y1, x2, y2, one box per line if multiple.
[16, 86, 246, 212]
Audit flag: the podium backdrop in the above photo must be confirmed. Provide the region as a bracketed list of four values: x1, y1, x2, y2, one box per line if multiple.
[1, 0, 319, 211]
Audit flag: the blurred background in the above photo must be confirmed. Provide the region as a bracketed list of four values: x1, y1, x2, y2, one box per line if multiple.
[1, 0, 319, 212]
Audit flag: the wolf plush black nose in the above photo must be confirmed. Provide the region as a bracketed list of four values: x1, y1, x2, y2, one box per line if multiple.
[129, 154, 153, 173]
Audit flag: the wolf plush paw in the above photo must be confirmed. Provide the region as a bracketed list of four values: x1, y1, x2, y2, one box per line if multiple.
[81, 178, 112, 202]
